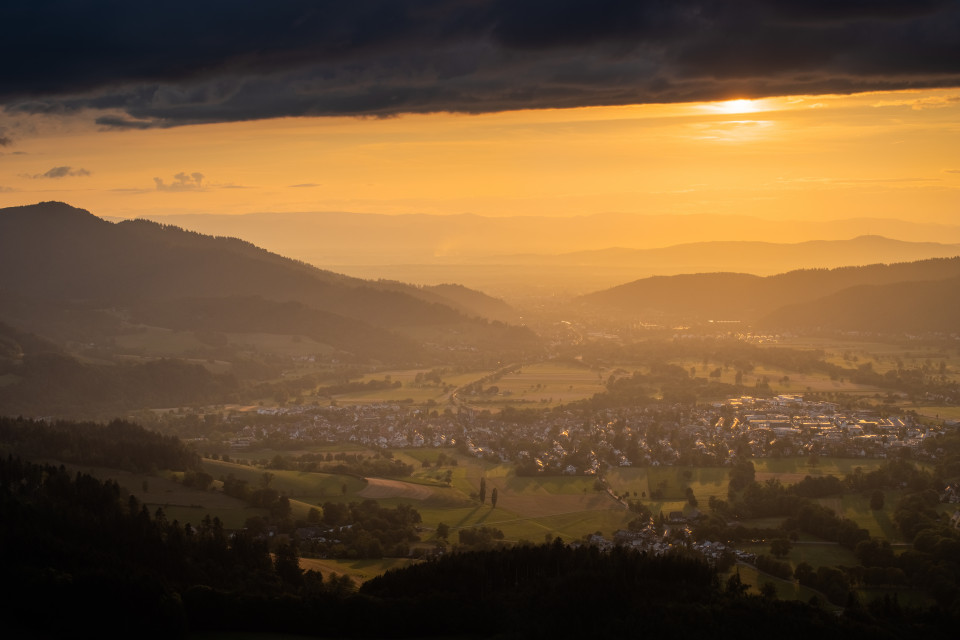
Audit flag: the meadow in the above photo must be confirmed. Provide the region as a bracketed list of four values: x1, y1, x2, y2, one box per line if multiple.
[458, 361, 608, 411]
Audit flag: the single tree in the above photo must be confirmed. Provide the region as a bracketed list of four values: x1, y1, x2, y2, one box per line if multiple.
[770, 538, 793, 558]
[491, 487, 498, 508]
[479, 477, 487, 504]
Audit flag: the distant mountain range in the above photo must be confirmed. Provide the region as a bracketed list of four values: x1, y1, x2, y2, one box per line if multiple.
[118, 211, 960, 298]
[0, 202, 532, 364]
[115, 210, 960, 265]
[578, 258, 960, 333]
[518, 235, 960, 273]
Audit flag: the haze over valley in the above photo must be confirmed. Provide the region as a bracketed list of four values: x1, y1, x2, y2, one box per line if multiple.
[2, 2, 960, 638]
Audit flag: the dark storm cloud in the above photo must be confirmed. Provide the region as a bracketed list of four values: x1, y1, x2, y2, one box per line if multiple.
[2, 0, 958, 126]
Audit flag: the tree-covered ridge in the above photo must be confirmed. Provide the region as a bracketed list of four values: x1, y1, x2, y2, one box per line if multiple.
[579, 256, 960, 326]
[0, 415, 199, 472]
[0, 202, 540, 367]
[360, 543, 953, 640]
[0, 454, 356, 637]
[0, 352, 238, 417]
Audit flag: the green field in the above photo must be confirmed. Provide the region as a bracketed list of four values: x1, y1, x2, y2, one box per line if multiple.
[915, 406, 960, 421]
[459, 362, 608, 411]
[330, 368, 482, 406]
[731, 564, 830, 604]
[201, 458, 367, 517]
[55, 451, 941, 586]
[55, 462, 267, 529]
[752, 457, 888, 479]
[668, 357, 883, 395]
[298, 556, 417, 586]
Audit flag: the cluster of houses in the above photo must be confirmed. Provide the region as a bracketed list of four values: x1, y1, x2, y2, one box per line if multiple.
[207, 393, 948, 476]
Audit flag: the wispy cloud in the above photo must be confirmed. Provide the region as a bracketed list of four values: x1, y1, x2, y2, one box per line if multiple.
[28, 166, 91, 179]
[154, 171, 205, 191]
[872, 94, 960, 110]
[289, 183, 320, 188]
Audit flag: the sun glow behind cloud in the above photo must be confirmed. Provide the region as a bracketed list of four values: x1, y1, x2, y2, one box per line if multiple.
[704, 98, 764, 115]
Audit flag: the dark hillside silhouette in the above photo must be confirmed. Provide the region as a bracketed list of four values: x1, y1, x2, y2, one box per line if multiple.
[0, 202, 537, 359]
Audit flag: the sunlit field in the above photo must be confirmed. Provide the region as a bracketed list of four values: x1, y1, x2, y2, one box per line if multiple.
[458, 361, 608, 411]
[39, 441, 951, 588]
[325, 368, 480, 406]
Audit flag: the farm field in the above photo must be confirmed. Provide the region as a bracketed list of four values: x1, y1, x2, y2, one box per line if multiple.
[54, 462, 267, 529]
[298, 556, 417, 587]
[666, 357, 883, 395]
[200, 458, 367, 519]
[195, 453, 634, 542]
[329, 368, 482, 405]
[752, 457, 888, 481]
[774, 337, 957, 382]
[731, 564, 828, 604]
[459, 361, 608, 411]
[915, 405, 960, 421]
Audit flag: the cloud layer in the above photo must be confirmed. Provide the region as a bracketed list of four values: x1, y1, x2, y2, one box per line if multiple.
[2, 1, 958, 126]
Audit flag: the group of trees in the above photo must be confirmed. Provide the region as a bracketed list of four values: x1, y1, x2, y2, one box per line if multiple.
[266, 450, 414, 477]
[302, 500, 422, 559]
[0, 352, 238, 418]
[697, 456, 960, 610]
[0, 416, 199, 473]
[0, 454, 352, 637]
[220, 473, 293, 522]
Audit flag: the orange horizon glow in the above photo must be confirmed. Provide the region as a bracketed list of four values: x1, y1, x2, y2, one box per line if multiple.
[0, 87, 958, 225]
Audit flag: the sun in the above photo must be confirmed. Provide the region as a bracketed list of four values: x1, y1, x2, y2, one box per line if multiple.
[717, 98, 759, 114]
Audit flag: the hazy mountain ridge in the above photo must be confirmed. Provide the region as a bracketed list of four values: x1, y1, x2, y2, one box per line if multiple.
[526, 235, 960, 273]
[579, 257, 960, 329]
[0, 202, 534, 361]
[120, 210, 960, 266]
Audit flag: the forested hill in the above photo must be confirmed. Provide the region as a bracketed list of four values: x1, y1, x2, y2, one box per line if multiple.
[578, 257, 960, 327]
[0, 202, 536, 360]
[757, 276, 960, 333]
[0, 202, 484, 325]
[0, 320, 239, 416]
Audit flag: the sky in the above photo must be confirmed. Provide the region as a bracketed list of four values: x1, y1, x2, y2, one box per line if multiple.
[1, 1, 959, 224]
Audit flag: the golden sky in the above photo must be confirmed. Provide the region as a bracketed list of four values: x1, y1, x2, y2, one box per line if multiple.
[2, 88, 959, 224]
